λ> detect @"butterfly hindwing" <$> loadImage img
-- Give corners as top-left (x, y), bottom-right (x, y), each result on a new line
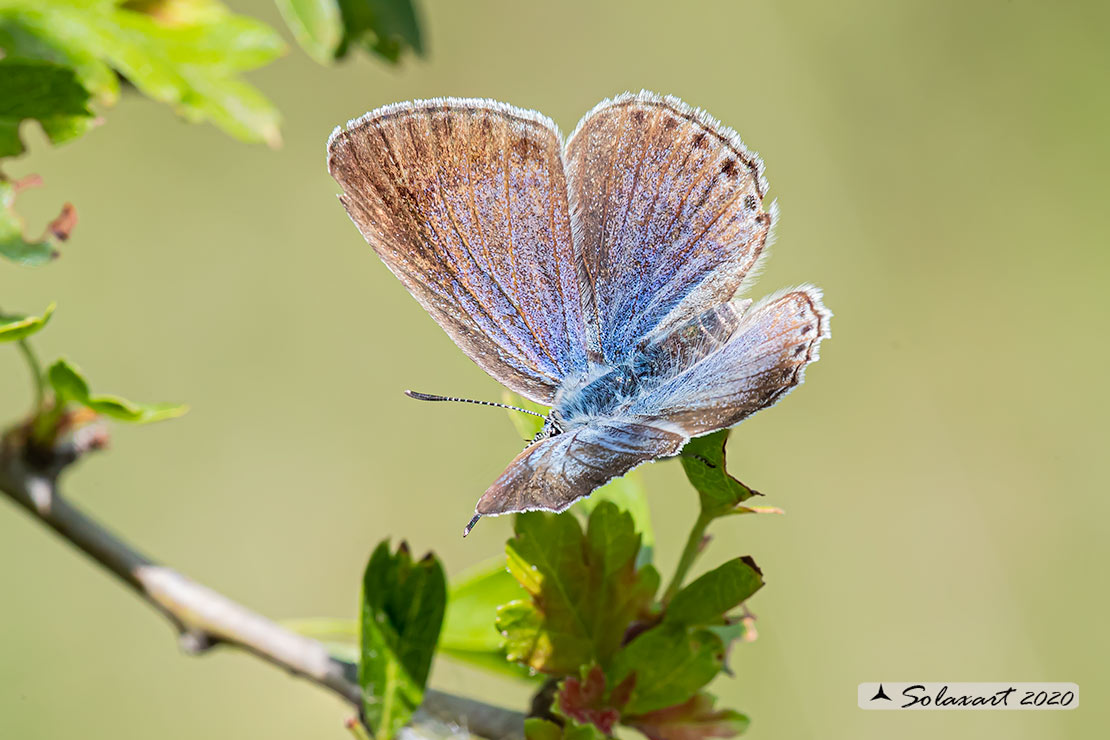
top-left (328, 99), bottom-right (590, 404)
top-left (330, 94), bottom-right (830, 525)
top-left (475, 418), bottom-right (687, 516)
top-left (634, 300), bottom-right (749, 385)
top-left (634, 288), bottom-right (831, 436)
top-left (475, 289), bottom-right (829, 518)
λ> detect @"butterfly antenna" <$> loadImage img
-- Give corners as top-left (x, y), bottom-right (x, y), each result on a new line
top-left (404, 390), bottom-right (547, 418)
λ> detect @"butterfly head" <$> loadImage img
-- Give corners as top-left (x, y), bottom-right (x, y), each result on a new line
top-left (529, 410), bottom-right (566, 446)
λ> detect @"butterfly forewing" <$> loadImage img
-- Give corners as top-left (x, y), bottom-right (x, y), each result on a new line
top-left (565, 92), bottom-right (771, 364)
top-left (330, 93), bottom-right (830, 527)
top-left (475, 289), bottom-right (829, 517)
top-left (328, 99), bottom-right (589, 404)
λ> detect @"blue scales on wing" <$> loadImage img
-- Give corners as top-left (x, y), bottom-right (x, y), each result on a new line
top-left (564, 92), bottom-right (771, 365)
top-left (475, 290), bottom-right (830, 516)
top-left (632, 288), bottom-right (831, 436)
top-left (329, 93), bottom-right (831, 523)
top-left (476, 418), bottom-right (687, 516)
top-left (327, 98), bottom-right (590, 404)
top-left (475, 95), bottom-right (830, 517)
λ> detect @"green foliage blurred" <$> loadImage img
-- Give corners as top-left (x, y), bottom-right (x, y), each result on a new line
top-left (277, 0), bottom-right (422, 64)
top-left (610, 556), bottom-right (763, 716)
top-left (1, 3), bottom-right (1103, 739)
top-left (0, 58), bottom-right (93, 157)
top-left (438, 557), bottom-right (536, 679)
top-left (679, 432), bottom-right (760, 518)
top-left (0, 0), bottom-right (423, 267)
top-left (4, 2), bottom-right (1101, 739)
top-left (0, 0), bottom-right (286, 146)
top-left (498, 502), bottom-right (659, 676)
top-left (527, 716), bottom-right (607, 740)
top-left (0, 0), bottom-right (425, 450)
top-left (359, 540), bottom-right (446, 739)
top-left (666, 559), bottom-right (763, 631)
top-left (478, 443), bottom-right (765, 739)
top-left (625, 693), bottom-right (749, 740)
top-left (285, 429), bottom-right (768, 739)
top-left (0, 301), bottom-right (52, 341)
top-left (45, 357), bottom-right (188, 423)
top-left (0, 176), bottom-right (69, 265)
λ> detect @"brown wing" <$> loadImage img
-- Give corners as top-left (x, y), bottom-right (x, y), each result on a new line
top-left (632, 288), bottom-right (831, 436)
top-left (328, 98), bottom-right (589, 404)
top-left (564, 92), bottom-right (771, 364)
top-left (474, 418), bottom-right (687, 517)
top-left (469, 289), bottom-right (828, 525)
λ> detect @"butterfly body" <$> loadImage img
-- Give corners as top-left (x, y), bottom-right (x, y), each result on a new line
top-left (328, 92), bottom-right (830, 530)
top-left (554, 363), bottom-right (640, 424)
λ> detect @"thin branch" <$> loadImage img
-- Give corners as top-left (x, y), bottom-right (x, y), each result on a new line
top-left (0, 448), bottom-right (524, 740)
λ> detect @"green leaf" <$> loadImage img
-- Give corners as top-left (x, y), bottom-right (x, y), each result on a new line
top-left (708, 616), bottom-right (757, 676)
top-left (359, 540), bottom-right (447, 740)
top-left (495, 600), bottom-right (545, 666)
top-left (336, 0), bottom-right (423, 63)
top-left (584, 502), bottom-right (654, 599)
top-left (275, 0), bottom-right (343, 64)
top-left (286, 561), bottom-right (537, 682)
top-left (442, 558), bottom-right (524, 653)
top-left (45, 358), bottom-right (188, 423)
top-left (46, 358), bottom-right (90, 402)
top-left (574, 470), bottom-right (655, 565)
top-left (564, 721), bottom-right (609, 740)
top-left (680, 430), bottom-right (760, 518)
top-left (0, 178), bottom-right (68, 266)
top-left (502, 390), bottom-right (548, 440)
top-left (524, 717), bottom-right (608, 740)
top-left (525, 718), bottom-right (565, 740)
top-left (497, 502), bottom-right (658, 675)
top-left (84, 395), bottom-right (188, 423)
top-left (441, 645), bottom-right (540, 680)
top-left (706, 621), bottom-right (750, 650)
top-left (0, 0), bottom-right (286, 145)
top-left (615, 559), bottom-right (763, 711)
top-left (0, 58), bottom-right (95, 157)
top-left (666, 558), bottom-right (763, 628)
top-left (0, 302), bottom-right (54, 342)
top-left (626, 692), bottom-right (750, 740)
top-left (608, 624), bottom-right (724, 715)
top-left (440, 557), bottom-right (538, 681)
top-left (0, 11), bottom-right (119, 104)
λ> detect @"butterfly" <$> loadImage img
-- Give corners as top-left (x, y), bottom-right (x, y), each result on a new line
top-left (327, 91), bottom-right (830, 534)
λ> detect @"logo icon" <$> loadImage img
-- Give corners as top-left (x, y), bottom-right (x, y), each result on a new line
top-left (870, 684), bottom-right (892, 702)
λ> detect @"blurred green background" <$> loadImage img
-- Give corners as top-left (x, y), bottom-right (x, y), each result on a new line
top-left (2, 0), bottom-right (1107, 738)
